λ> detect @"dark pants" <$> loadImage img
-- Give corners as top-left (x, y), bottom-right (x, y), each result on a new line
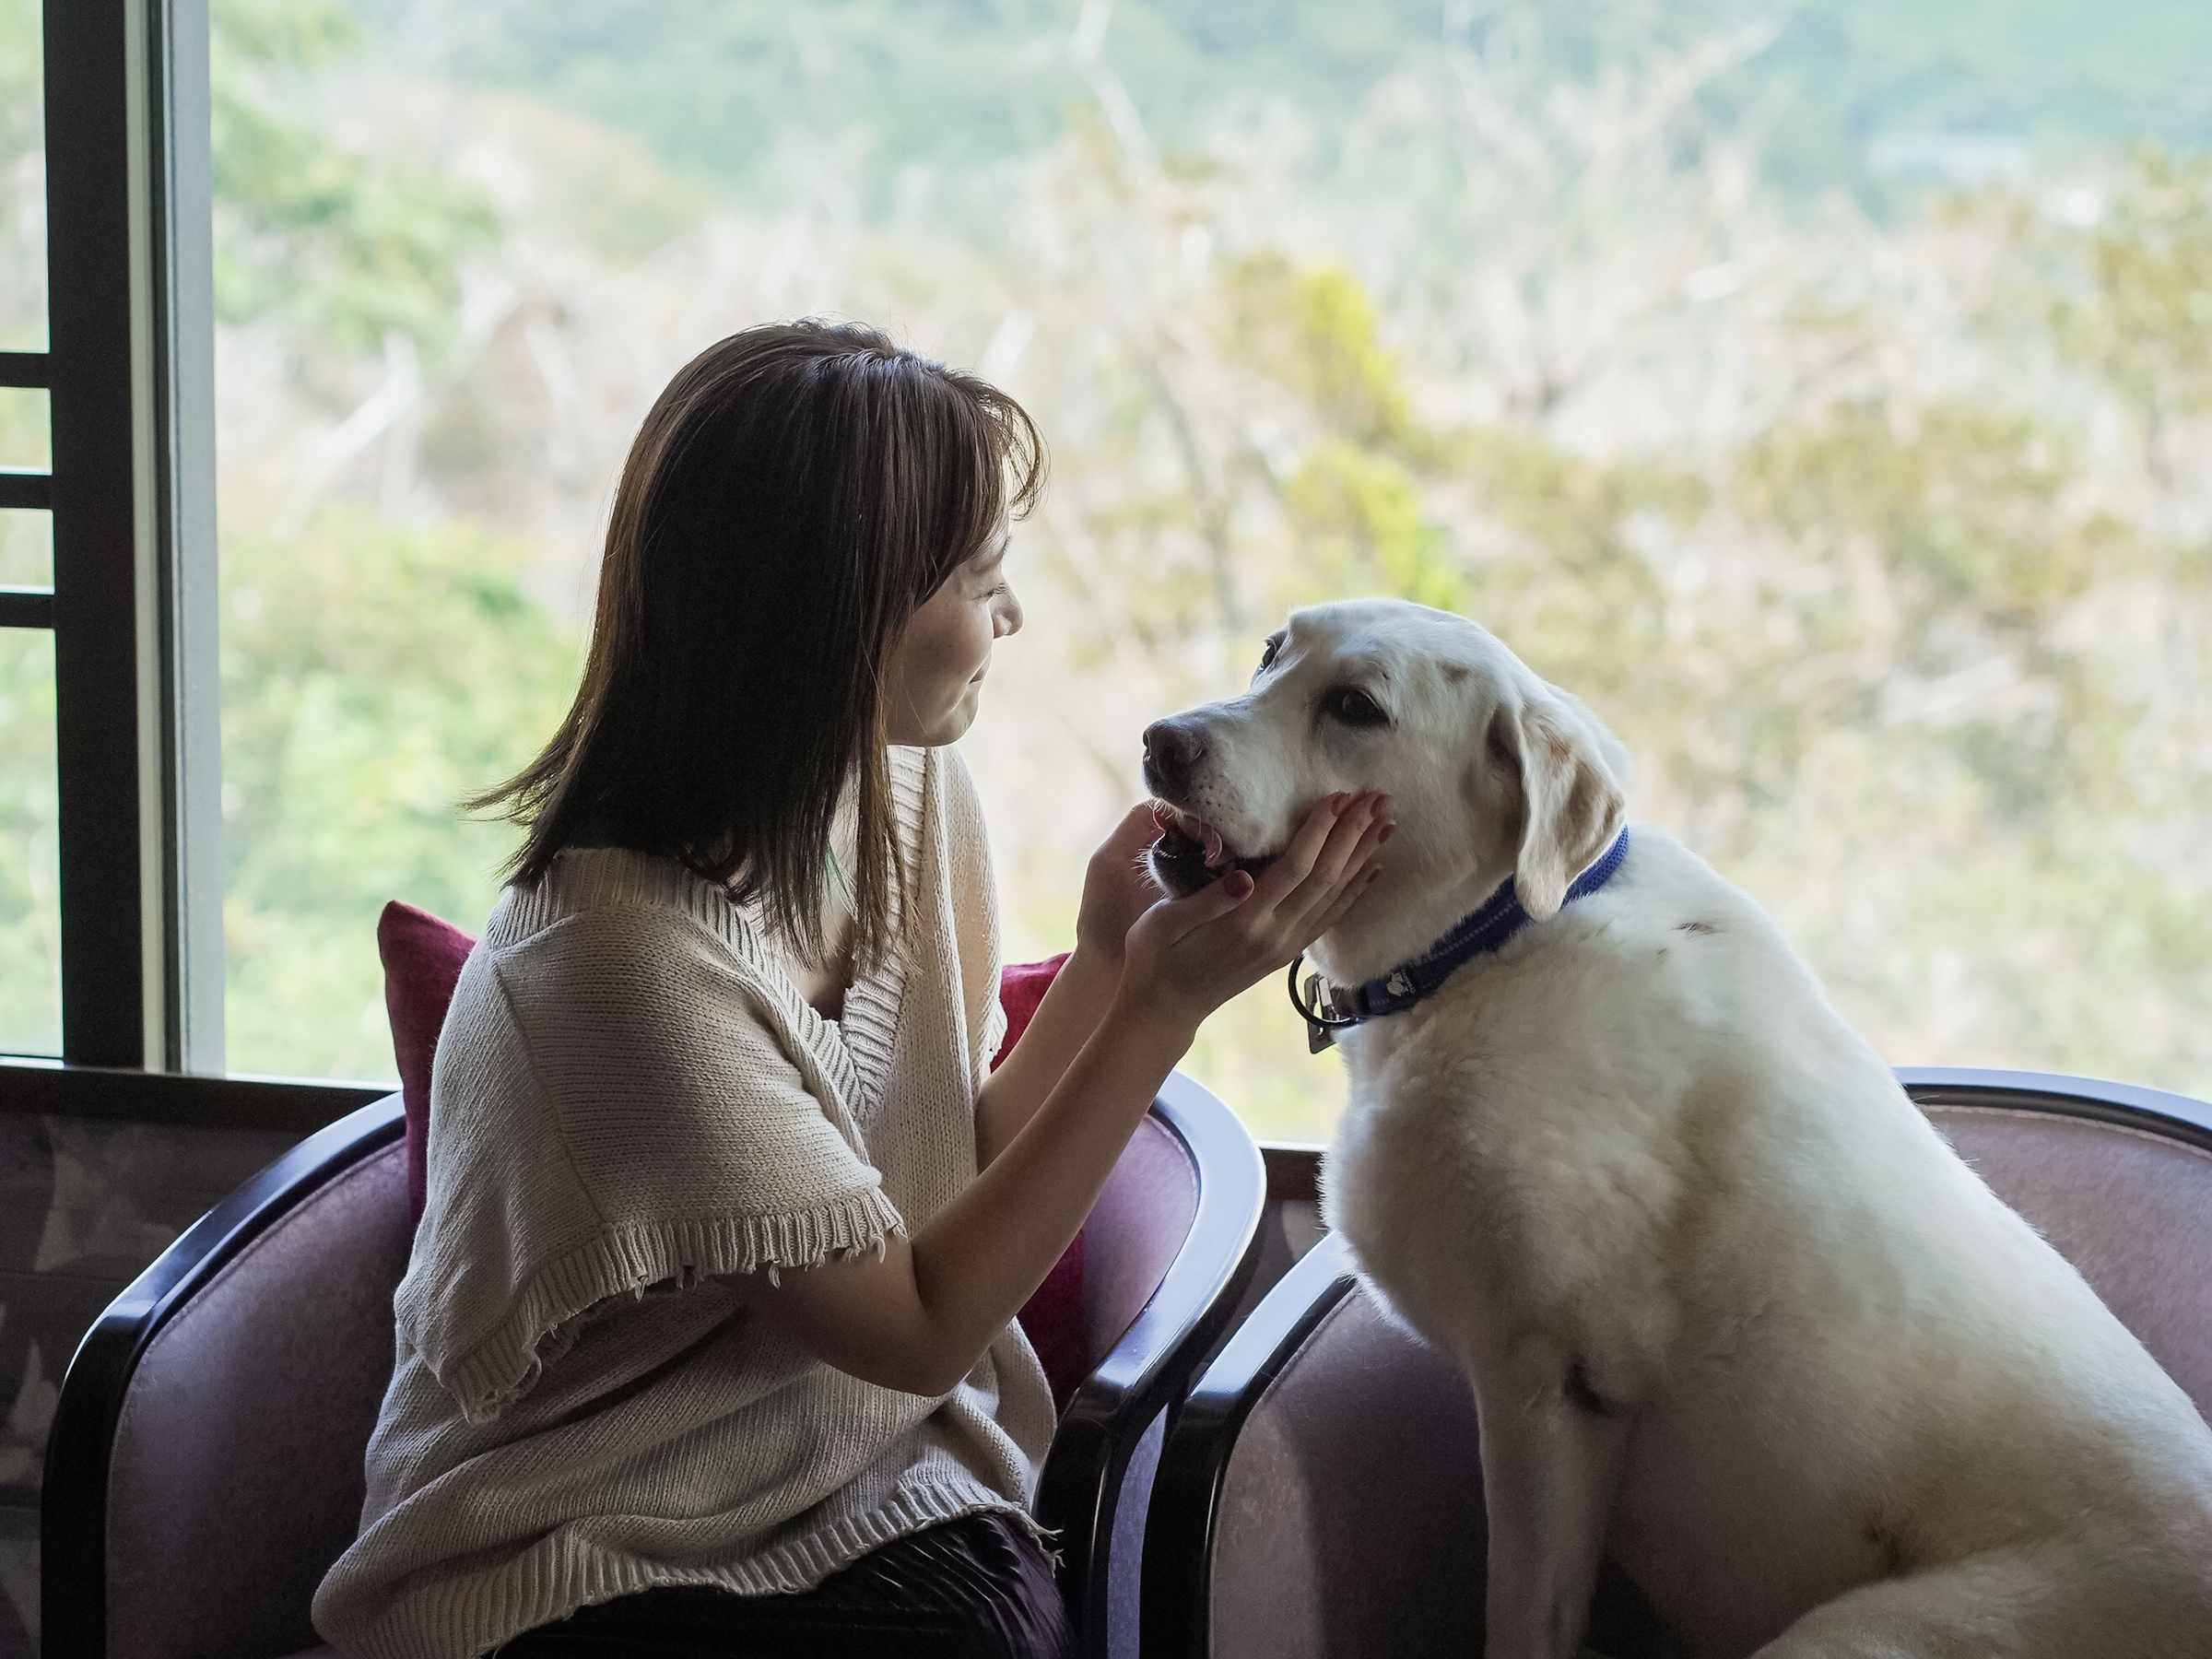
top-left (494, 1512), bottom-right (1077, 1659)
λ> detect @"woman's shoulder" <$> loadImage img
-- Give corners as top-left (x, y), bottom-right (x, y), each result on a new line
top-left (487, 847), bottom-right (749, 950)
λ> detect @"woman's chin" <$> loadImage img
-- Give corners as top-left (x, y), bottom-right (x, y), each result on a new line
top-left (892, 688), bottom-right (984, 747)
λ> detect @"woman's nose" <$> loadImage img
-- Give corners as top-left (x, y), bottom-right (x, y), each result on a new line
top-left (997, 585), bottom-right (1023, 638)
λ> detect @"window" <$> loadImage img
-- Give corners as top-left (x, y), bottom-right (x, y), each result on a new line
top-left (13, 4), bottom-right (2212, 1140)
top-left (5, 0), bottom-right (223, 1076)
top-left (207, 4), bottom-right (2212, 1136)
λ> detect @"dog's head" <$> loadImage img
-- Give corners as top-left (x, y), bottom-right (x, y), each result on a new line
top-left (1143, 598), bottom-right (1630, 983)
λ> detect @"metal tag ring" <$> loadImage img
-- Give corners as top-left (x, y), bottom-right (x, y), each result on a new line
top-left (1286, 953), bottom-right (1363, 1030)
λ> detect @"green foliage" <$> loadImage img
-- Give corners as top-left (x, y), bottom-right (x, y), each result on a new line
top-left (0, 0), bottom-right (39, 158)
top-left (1225, 255), bottom-right (1412, 448)
top-left (0, 627), bottom-right (59, 1054)
top-left (221, 511), bottom-right (578, 1077)
top-left (2049, 148), bottom-right (2212, 423)
top-left (1282, 441), bottom-right (1462, 612)
top-left (211, 0), bottom-right (498, 358)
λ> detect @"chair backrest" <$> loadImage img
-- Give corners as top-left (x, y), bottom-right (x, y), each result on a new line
top-left (100, 1119), bottom-right (413, 1659)
top-left (1904, 1069), bottom-right (2212, 1419)
top-left (1205, 1237), bottom-right (1485, 1659)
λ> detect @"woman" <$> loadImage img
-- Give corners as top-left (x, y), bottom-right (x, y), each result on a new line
top-left (312, 322), bottom-right (1388, 1659)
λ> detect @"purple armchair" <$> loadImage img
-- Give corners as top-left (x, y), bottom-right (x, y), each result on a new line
top-left (41, 1070), bottom-right (1263, 1659)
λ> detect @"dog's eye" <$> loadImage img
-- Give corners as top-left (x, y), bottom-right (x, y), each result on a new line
top-left (1256, 633), bottom-right (1283, 674)
top-left (1329, 687), bottom-right (1389, 727)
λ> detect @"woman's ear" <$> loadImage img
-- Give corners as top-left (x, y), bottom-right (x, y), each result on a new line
top-left (1484, 698), bottom-right (1627, 920)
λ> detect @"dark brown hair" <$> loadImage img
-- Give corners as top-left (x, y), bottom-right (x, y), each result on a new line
top-left (474, 320), bottom-right (1044, 964)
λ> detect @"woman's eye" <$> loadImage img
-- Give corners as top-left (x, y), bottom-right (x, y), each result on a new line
top-left (1332, 688), bottom-right (1388, 726)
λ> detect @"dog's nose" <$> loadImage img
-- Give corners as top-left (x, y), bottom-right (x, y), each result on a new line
top-left (1143, 719), bottom-right (1206, 798)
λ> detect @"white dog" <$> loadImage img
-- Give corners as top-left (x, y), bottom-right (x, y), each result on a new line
top-left (1143, 598), bottom-right (2212, 1658)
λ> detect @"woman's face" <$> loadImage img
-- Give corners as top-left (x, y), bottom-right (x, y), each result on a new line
top-left (882, 529), bottom-right (1023, 747)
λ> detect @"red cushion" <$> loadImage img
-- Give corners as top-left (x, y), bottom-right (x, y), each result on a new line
top-left (377, 900), bottom-right (478, 1226)
top-left (994, 954), bottom-right (1084, 1406)
top-left (380, 907), bottom-right (1088, 1402)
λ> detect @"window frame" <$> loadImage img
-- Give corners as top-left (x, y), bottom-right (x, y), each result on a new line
top-left (0, 0), bottom-right (326, 1126)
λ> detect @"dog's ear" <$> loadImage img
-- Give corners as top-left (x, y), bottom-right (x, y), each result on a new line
top-left (1484, 696), bottom-right (1627, 920)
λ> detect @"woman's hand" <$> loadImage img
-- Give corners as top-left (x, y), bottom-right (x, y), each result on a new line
top-left (1118, 792), bottom-right (1390, 1030)
top-left (1074, 802), bottom-right (1169, 966)
top-left (742, 794), bottom-right (1385, 1401)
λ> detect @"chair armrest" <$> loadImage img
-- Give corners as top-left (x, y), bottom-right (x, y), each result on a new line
top-left (1139, 1230), bottom-right (1356, 1659)
top-left (1896, 1065), bottom-right (2212, 1149)
top-left (1035, 1070), bottom-right (1266, 1657)
top-left (40, 1094), bottom-right (406, 1659)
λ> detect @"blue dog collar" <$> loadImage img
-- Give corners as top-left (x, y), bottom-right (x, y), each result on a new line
top-left (1291, 828), bottom-right (1631, 1053)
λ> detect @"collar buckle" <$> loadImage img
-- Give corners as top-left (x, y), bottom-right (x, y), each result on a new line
top-left (1287, 954), bottom-right (1363, 1053)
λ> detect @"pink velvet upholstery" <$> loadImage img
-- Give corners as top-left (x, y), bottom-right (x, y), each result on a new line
top-left (104, 1140), bottom-right (415, 1659)
top-left (995, 953), bottom-right (1088, 1406)
top-left (375, 900), bottom-right (475, 1226)
top-left (1213, 1279), bottom-right (1486, 1658)
top-left (1924, 1104), bottom-right (2212, 1417)
top-left (1084, 1112), bottom-right (1197, 1365)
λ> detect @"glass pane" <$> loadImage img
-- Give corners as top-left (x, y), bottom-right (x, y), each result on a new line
top-left (0, 384), bottom-right (48, 469)
top-left (0, 625), bottom-right (59, 1054)
top-left (219, 6), bottom-right (2212, 1117)
top-left (0, 0), bottom-right (45, 351)
top-left (0, 507), bottom-right (47, 585)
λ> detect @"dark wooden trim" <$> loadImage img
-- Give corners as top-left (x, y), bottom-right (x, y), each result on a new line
top-left (0, 1059), bottom-right (388, 1133)
top-left (0, 350), bottom-right (51, 388)
top-left (41, 1094), bottom-right (404, 1659)
top-left (0, 586), bottom-right (55, 629)
top-left (1897, 1065), bottom-right (2212, 1151)
top-left (1261, 1141), bottom-right (1322, 1202)
top-left (1034, 1069), bottom-right (1267, 1657)
top-left (46, 0), bottom-right (149, 1066)
top-left (0, 469), bottom-right (52, 510)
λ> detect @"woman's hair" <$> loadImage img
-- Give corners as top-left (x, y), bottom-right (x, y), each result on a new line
top-left (474, 319), bottom-right (1045, 965)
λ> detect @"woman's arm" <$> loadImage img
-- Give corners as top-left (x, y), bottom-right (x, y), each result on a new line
top-left (973, 803), bottom-right (1164, 1169)
top-left (735, 791), bottom-right (1388, 1397)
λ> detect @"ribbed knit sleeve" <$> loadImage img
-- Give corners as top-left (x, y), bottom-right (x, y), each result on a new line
top-left (935, 747), bottom-right (1007, 1089)
top-left (397, 868), bottom-right (904, 1426)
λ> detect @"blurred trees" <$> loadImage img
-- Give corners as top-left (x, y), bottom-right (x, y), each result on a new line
top-left (219, 511), bottom-right (574, 1075)
top-left (212, 0), bottom-right (496, 357)
top-left (1009, 130), bottom-right (2211, 1124)
top-left (186, 0), bottom-right (2212, 1127)
top-left (209, 0), bottom-right (574, 1075)
top-left (0, 629), bottom-right (56, 1054)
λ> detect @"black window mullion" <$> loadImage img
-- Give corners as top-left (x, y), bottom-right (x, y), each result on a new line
top-left (0, 470), bottom-right (52, 509)
top-left (0, 590), bottom-right (54, 628)
top-left (41, 0), bottom-right (222, 1075)
top-left (45, 0), bottom-right (147, 1068)
top-left (0, 350), bottom-right (51, 388)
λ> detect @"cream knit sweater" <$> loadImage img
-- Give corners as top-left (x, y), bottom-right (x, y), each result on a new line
top-left (312, 746), bottom-right (1056, 1659)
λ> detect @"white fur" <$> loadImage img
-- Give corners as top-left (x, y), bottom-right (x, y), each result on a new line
top-left (1159, 599), bottom-right (2212, 1658)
